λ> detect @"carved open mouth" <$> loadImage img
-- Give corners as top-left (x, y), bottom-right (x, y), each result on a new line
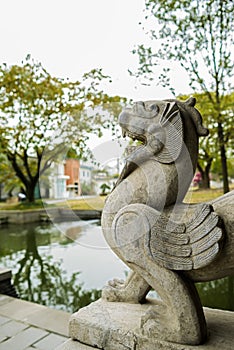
top-left (121, 127), bottom-right (146, 144)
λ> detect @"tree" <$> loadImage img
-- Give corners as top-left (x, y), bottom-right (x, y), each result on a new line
top-left (100, 183), bottom-right (111, 195)
top-left (0, 152), bottom-right (21, 199)
top-left (0, 56), bottom-right (124, 202)
top-left (179, 92), bottom-right (234, 188)
top-left (133, 0), bottom-right (234, 193)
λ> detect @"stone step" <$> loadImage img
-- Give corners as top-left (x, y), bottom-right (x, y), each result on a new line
top-left (61, 299), bottom-right (234, 350)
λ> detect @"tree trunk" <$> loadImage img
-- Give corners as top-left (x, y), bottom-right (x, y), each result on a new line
top-left (7, 152), bottom-right (41, 203)
top-left (197, 160), bottom-right (212, 189)
top-left (217, 122), bottom-right (229, 193)
top-left (25, 183), bottom-right (36, 203)
top-left (27, 175), bottom-right (40, 202)
top-left (199, 170), bottom-right (210, 189)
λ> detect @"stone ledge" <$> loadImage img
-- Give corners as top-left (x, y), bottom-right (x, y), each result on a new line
top-left (65, 299), bottom-right (234, 350)
top-left (0, 269), bottom-right (18, 298)
top-left (0, 208), bottom-right (102, 224)
top-left (0, 269), bottom-right (12, 282)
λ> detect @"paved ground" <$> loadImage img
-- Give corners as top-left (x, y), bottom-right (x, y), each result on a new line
top-left (0, 294), bottom-right (70, 349)
top-left (2, 292), bottom-right (234, 350)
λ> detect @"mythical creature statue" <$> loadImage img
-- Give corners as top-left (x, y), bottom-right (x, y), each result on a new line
top-left (101, 97), bottom-right (234, 345)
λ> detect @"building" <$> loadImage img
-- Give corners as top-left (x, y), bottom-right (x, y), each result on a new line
top-left (79, 164), bottom-right (92, 183)
top-left (49, 161), bottom-right (70, 199)
top-left (40, 159), bottom-right (94, 199)
top-left (64, 158), bottom-right (80, 197)
top-left (64, 160), bottom-right (93, 196)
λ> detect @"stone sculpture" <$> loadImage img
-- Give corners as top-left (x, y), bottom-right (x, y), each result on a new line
top-left (100, 98), bottom-right (234, 345)
top-left (69, 98), bottom-right (234, 349)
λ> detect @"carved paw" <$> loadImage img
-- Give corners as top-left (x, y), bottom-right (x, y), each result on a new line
top-left (107, 278), bottom-right (125, 289)
top-left (102, 278), bottom-right (141, 303)
top-left (102, 271), bottom-right (151, 303)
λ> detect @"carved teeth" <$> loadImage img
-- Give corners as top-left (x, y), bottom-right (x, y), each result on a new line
top-left (121, 128), bottom-right (139, 141)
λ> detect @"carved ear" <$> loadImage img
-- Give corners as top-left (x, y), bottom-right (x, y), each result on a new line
top-left (184, 96), bottom-right (196, 107)
top-left (155, 102), bottom-right (183, 164)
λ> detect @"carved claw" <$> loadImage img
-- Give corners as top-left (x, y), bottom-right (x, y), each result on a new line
top-left (107, 278), bottom-right (125, 289)
top-left (102, 279), bottom-right (140, 303)
top-left (102, 272), bottom-right (151, 303)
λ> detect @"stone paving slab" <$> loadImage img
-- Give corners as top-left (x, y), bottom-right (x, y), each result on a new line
top-left (0, 294), bottom-right (13, 307)
top-left (0, 294), bottom-right (70, 336)
top-left (0, 335), bottom-right (7, 343)
top-left (0, 314), bottom-right (10, 325)
top-left (0, 294), bottom-right (70, 350)
top-left (0, 326), bottom-right (48, 350)
top-left (24, 306), bottom-right (70, 336)
top-left (0, 319), bottom-right (28, 337)
top-left (35, 333), bottom-right (68, 350)
top-left (0, 295), bottom-right (45, 320)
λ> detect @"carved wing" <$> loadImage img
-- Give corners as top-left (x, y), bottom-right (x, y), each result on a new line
top-left (147, 204), bottom-right (224, 271)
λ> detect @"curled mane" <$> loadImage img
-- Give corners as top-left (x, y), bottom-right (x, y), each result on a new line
top-left (165, 97), bottom-right (209, 137)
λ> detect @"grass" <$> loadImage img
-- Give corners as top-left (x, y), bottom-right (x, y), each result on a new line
top-left (56, 196), bottom-right (106, 211)
top-left (62, 186), bottom-right (233, 209)
top-left (0, 196), bottom-right (106, 211)
top-left (184, 187), bottom-right (227, 204)
top-left (0, 199), bottom-right (51, 211)
top-left (0, 187), bottom-right (233, 211)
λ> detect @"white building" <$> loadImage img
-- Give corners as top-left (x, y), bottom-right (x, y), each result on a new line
top-left (49, 162), bottom-right (70, 199)
top-left (79, 164), bottom-right (92, 185)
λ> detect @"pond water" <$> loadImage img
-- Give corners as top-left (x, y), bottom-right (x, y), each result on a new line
top-left (0, 220), bottom-right (127, 312)
top-left (0, 220), bottom-right (233, 313)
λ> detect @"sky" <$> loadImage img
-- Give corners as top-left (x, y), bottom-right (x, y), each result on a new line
top-left (0, 0), bottom-right (191, 99)
top-left (0, 0), bottom-right (191, 164)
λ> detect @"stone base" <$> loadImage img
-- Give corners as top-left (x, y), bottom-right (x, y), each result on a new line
top-left (67, 299), bottom-right (234, 350)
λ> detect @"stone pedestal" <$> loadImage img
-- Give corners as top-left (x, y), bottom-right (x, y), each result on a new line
top-left (65, 299), bottom-right (234, 350)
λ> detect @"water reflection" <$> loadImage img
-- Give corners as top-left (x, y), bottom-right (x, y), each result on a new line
top-left (0, 221), bottom-right (126, 312)
top-left (0, 221), bottom-right (233, 312)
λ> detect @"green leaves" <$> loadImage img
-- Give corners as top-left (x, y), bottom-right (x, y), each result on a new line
top-left (135, 0), bottom-right (233, 96)
top-left (179, 91), bottom-right (234, 189)
top-left (133, 0), bottom-right (233, 192)
top-left (0, 56), bottom-right (125, 201)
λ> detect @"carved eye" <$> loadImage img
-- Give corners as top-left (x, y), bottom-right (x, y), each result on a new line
top-left (149, 104), bottom-right (159, 114)
top-left (138, 101), bottom-right (145, 108)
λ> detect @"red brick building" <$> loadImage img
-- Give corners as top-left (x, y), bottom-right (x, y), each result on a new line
top-left (64, 158), bottom-right (80, 196)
